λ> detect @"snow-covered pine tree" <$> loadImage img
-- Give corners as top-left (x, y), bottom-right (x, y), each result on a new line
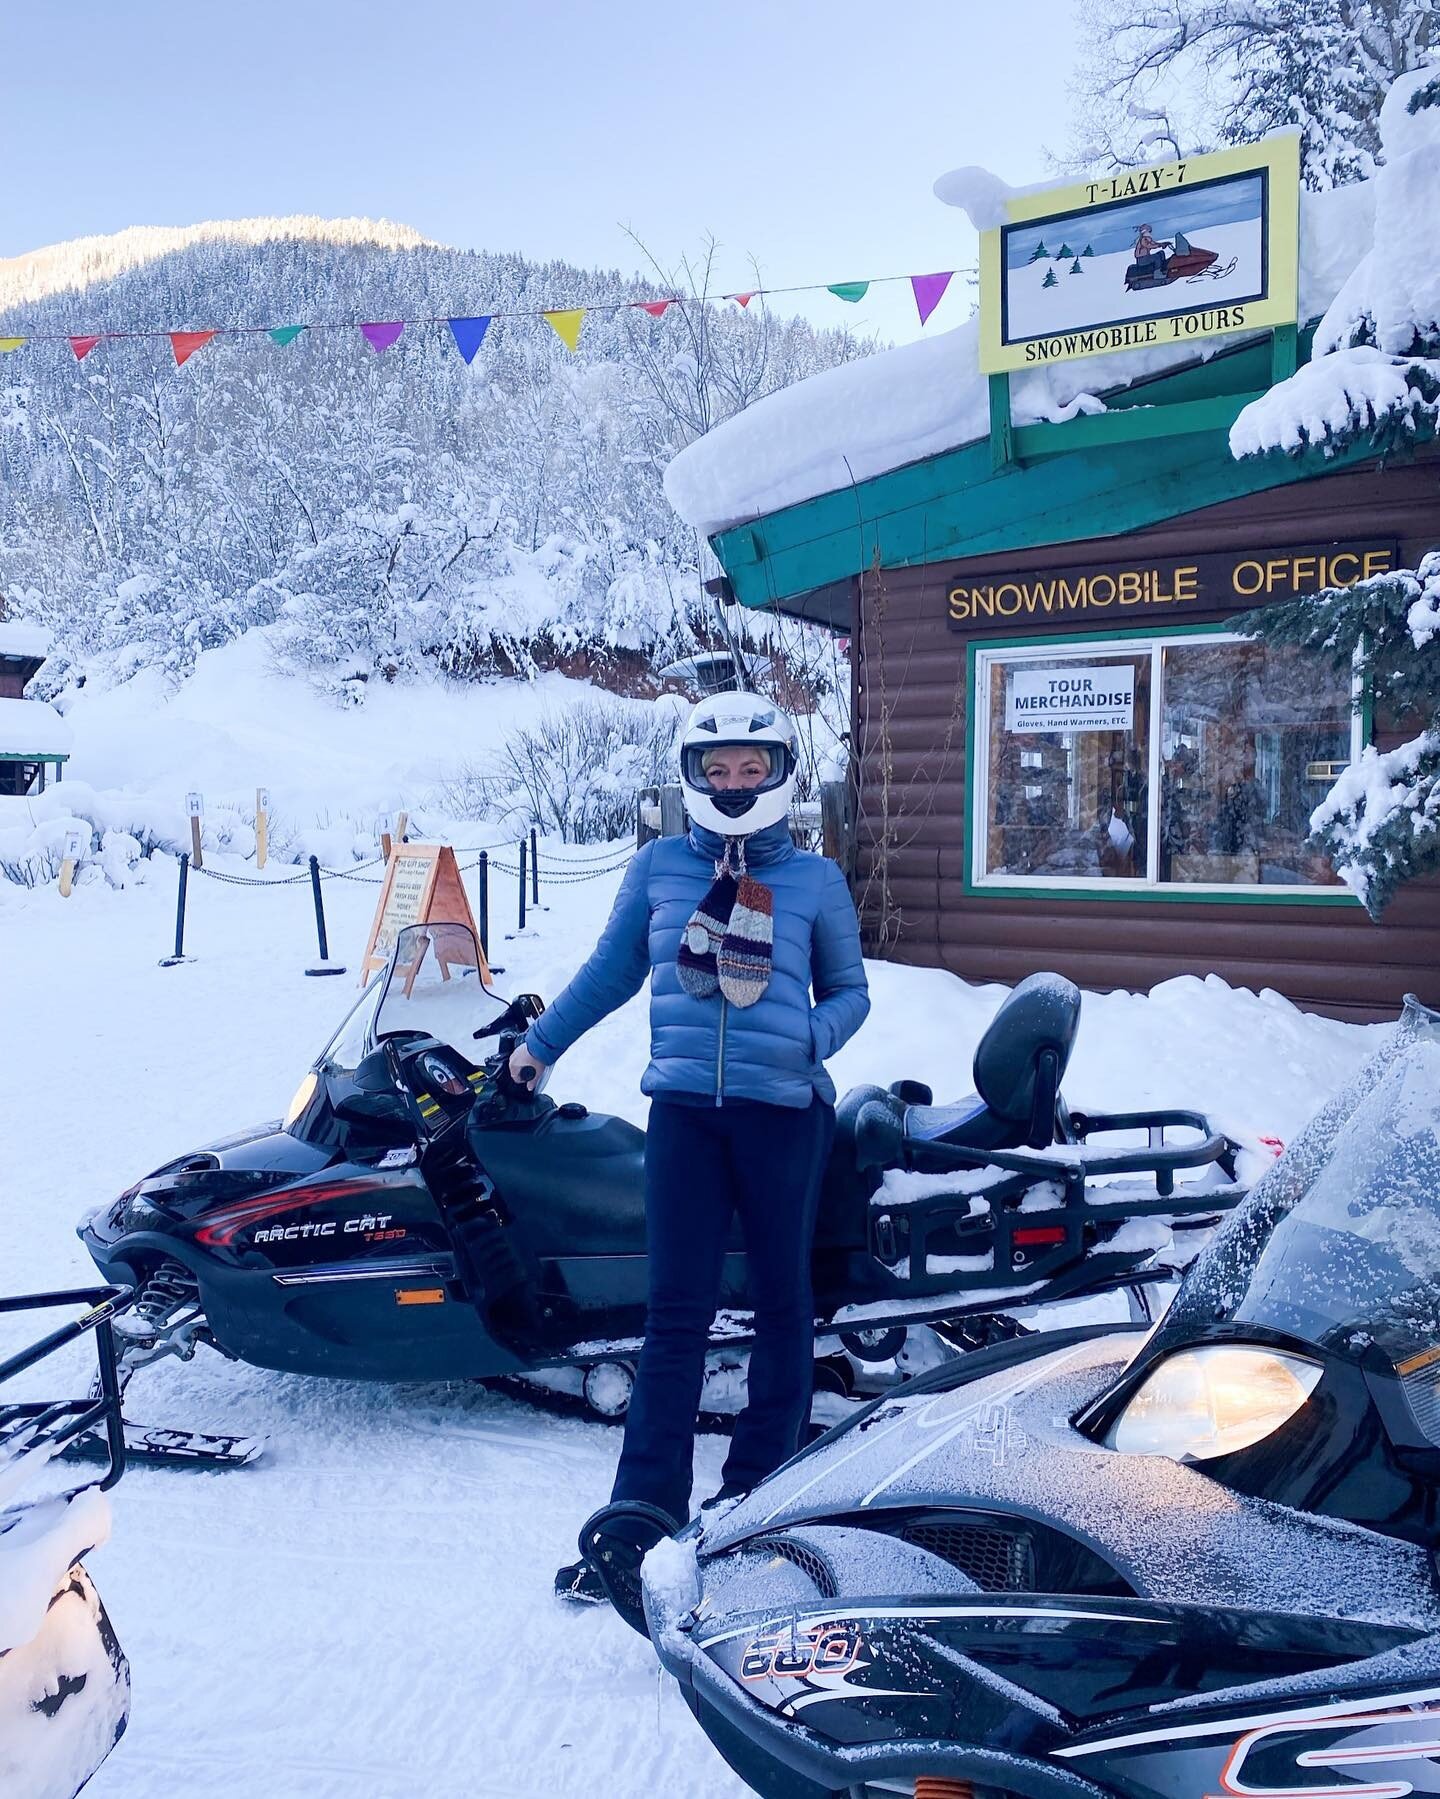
top-left (1068, 0), bottom-right (1437, 188)
top-left (1233, 553), bottom-right (1440, 917)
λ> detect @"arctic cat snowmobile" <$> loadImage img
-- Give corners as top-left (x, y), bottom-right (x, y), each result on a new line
top-left (0, 1285), bottom-right (133, 1796)
top-left (602, 993), bottom-right (1440, 1799)
top-left (78, 921), bottom-right (1241, 1465)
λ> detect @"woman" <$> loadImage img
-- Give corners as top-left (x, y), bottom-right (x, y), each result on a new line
top-left (506, 691), bottom-right (870, 1602)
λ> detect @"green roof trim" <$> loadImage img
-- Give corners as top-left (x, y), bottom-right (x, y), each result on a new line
top-left (0, 749), bottom-right (69, 761)
top-left (709, 326), bottom-right (1402, 613)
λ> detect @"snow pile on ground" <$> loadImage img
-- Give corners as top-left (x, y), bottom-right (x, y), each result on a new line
top-left (1232, 65), bottom-right (1440, 458)
top-left (666, 154), bottom-right (1374, 536)
top-left (0, 627), bottom-right (619, 885)
top-left (0, 844), bottom-right (1391, 1797)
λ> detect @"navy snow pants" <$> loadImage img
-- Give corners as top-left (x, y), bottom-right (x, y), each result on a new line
top-left (610, 1094), bottom-right (836, 1524)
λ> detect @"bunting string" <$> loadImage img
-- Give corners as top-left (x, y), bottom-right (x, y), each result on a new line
top-left (0, 264), bottom-right (972, 366)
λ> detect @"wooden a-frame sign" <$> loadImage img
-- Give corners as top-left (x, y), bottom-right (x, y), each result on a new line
top-left (360, 843), bottom-right (490, 984)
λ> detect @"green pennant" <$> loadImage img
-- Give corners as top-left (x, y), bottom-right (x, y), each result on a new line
top-left (268, 325), bottom-right (305, 346)
top-left (827, 282), bottom-right (870, 304)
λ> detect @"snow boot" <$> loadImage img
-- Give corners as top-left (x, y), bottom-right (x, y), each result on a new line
top-left (576, 1501), bottom-right (682, 1638)
top-left (554, 1557), bottom-right (609, 1605)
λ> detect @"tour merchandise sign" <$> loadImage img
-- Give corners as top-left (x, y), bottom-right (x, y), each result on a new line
top-left (1007, 665), bottom-right (1134, 734)
top-left (947, 541), bottom-right (1395, 631)
top-left (977, 139), bottom-right (1300, 373)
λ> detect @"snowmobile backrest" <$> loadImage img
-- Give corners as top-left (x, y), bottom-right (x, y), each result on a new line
top-left (971, 974), bottom-right (1081, 1149)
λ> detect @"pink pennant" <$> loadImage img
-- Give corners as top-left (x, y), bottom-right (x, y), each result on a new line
top-left (70, 335), bottom-right (102, 360)
top-left (732, 292), bottom-right (755, 309)
top-left (359, 321), bottom-right (405, 353)
top-left (910, 271), bottom-right (954, 327)
top-left (636, 300), bottom-right (673, 318)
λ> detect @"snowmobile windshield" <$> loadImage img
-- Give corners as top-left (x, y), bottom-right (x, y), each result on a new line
top-left (374, 923), bottom-right (505, 1064)
top-left (1154, 997), bottom-right (1440, 1371)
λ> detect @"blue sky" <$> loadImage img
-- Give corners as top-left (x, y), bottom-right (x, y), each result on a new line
top-left (0, 0), bottom-right (1080, 347)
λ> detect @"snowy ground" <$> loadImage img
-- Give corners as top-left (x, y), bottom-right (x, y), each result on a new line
top-left (1, 837), bottom-right (1389, 1798)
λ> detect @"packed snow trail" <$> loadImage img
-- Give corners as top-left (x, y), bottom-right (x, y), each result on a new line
top-left (0, 853), bottom-right (1384, 1797)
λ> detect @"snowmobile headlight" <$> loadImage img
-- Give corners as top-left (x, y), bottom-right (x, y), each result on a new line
top-left (284, 1071), bottom-right (320, 1129)
top-left (1108, 1344), bottom-right (1322, 1462)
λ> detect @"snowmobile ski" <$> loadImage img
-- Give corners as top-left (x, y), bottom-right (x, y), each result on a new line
top-left (64, 1420), bottom-right (266, 1469)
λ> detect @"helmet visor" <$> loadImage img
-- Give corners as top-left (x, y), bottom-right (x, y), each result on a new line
top-left (680, 740), bottom-right (795, 798)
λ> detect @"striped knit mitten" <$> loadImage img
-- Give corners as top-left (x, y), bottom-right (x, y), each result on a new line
top-left (717, 874), bottom-right (774, 1008)
top-left (678, 873), bottom-right (737, 999)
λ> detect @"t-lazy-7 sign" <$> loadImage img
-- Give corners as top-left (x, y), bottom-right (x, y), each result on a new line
top-left (977, 138), bottom-right (1299, 374)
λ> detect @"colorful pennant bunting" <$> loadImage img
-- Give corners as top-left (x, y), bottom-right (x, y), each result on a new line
top-left (827, 282), bottom-right (869, 303)
top-left (0, 337), bottom-right (26, 352)
top-left (360, 321), bottom-right (405, 353)
top-left (268, 325), bottom-right (305, 346)
top-left (543, 309), bottom-right (585, 352)
top-left (70, 336), bottom-right (101, 361)
top-left (910, 271), bottom-right (954, 326)
top-left (447, 316), bottom-right (492, 364)
top-left (170, 330), bottom-right (216, 367)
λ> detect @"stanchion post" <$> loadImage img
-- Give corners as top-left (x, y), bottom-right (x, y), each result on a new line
top-left (159, 853), bottom-right (192, 966)
top-left (477, 851), bottom-right (490, 960)
top-left (255, 787), bottom-right (270, 871)
top-left (517, 839), bottom-right (528, 932)
top-left (305, 855), bottom-right (347, 977)
top-left (529, 826), bottom-right (539, 907)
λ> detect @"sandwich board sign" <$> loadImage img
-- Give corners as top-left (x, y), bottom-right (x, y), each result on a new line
top-left (978, 137), bottom-right (1299, 374)
top-left (360, 843), bottom-right (490, 984)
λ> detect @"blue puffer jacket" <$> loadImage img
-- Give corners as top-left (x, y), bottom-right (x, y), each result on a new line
top-left (524, 819), bottom-right (870, 1108)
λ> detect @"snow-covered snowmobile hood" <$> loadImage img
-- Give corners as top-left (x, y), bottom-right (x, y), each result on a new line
top-left (691, 1334), bottom-right (1440, 1631)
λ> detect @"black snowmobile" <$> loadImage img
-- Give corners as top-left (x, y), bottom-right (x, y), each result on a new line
top-left (597, 993), bottom-right (1440, 1799)
top-left (78, 921), bottom-right (1241, 1465)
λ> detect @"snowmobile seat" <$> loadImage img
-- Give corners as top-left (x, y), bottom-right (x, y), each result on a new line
top-left (467, 1109), bottom-right (651, 1258)
top-left (833, 972), bottom-right (1083, 1176)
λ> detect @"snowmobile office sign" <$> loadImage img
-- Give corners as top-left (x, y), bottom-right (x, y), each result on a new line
top-left (977, 138), bottom-right (1300, 374)
top-left (947, 541), bottom-right (1396, 630)
top-left (1007, 665), bottom-right (1134, 734)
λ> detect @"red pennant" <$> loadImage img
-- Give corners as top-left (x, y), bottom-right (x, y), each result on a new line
top-left (732, 293), bottom-right (755, 309)
top-left (69, 336), bottom-right (102, 360)
top-left (636, 300), bottom-right (672, 318)
top-left (170, 330), bottom-right (217, 367)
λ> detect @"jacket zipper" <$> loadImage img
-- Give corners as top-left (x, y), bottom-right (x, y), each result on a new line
top-left (715, 996), bottom-right (728, 1107)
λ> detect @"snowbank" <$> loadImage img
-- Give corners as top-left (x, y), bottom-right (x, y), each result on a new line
top-left (0, 621), bottom-right (51, 661)
top-left (667, 166), bottom-right (1373, 537)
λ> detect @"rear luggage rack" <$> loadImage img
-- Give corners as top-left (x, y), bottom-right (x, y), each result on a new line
top-left (0, 1285), bottom-right (135, 1492)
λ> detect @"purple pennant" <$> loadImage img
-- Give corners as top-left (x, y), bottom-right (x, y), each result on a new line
top-left (359, 321), bottom-right (405, 353)
top-left (448, 316), bottom-right (492, 364)
top-left (910, 271), bottom-right (954, 327)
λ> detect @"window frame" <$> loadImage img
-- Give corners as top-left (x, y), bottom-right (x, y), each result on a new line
top-left (965, 622), bottom-right (1365, 905)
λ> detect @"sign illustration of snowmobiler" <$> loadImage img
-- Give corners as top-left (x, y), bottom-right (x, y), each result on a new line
top-left (977, 136), bottom-right (1300, 372)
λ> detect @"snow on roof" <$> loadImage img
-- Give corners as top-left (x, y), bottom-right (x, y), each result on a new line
top-left (0, 620), bottom-right (51, 661)
top-left (665, 165), bottom-right (1375, 538)
top-left (0, 697), bottom-right (71, 757)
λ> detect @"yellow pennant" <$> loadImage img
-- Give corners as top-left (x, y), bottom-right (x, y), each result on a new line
top-left (0, 337), bottom-right (26, 352)
top-left (543, 309), bottom-right (585, 352)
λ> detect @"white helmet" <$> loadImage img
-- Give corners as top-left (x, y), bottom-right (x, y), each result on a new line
top-left (678, 691), bottom-right (799, 836)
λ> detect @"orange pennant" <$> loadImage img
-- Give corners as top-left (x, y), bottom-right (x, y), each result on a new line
top-left (732, 293), bottom-right (755, 308)
top-left (636, 300), bottom-right (672, 318)
top-left (170, 330), bottom-right (217, 367)
top-left (70, 336), bottom-right (102, 360)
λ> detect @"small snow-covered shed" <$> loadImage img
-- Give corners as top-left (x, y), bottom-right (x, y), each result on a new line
top-left (0, 622), bottom-right (70, 795)
top-left (668, 82), bottom-right (1440, 1020)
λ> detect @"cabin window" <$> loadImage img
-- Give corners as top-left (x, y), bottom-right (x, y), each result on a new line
top-left (972, 633), bottom-right (1360, 896)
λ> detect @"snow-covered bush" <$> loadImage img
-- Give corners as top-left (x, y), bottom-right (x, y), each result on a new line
top-left (1235, 552), bottom-right (1440, 917)
top-left (1231, 64), bottom-right (1440, 460)
top-left (447, 696), bottom-right (684, 843)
